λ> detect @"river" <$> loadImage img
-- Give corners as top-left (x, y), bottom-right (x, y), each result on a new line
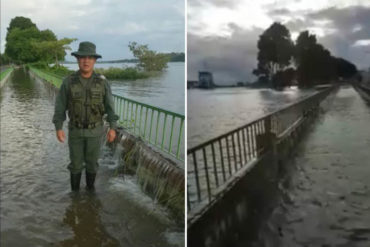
top-left (63, 62), bottom-right (185, 115)
top-left (0, 68), bottom-right (184, 247)
top-left (187, 87), bottom-right (317, 148)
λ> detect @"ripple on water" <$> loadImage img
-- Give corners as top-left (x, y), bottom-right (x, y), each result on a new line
top-left (1, 69), bottom-right (183, 247)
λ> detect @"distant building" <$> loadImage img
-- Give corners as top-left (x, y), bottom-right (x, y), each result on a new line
top-left (198, 71), bottom-right (214, 88)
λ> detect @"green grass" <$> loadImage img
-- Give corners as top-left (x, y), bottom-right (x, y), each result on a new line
top-left (0, 68), bottom-right (13, 81)
top-left (29, 62), bottom-right (156, 85)
top-left (95, 67), bottom-right (149, 80)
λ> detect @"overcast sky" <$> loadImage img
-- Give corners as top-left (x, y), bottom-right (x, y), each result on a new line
top-left (1, 0), bottom-right (184, 61)
top-left (188, 0), bottom-right (370, 84)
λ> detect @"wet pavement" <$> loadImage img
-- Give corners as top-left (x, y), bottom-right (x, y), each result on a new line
top-left (0, 68), bottom-right (183, 247)
top-left (254, 85), bottom-right (370, 247)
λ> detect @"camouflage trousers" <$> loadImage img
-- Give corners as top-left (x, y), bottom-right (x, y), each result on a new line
top-left (67, 134), bottom-right (103, 174)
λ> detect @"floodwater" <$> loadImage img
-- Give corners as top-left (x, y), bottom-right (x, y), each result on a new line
top-left (253, 86), bottom-right (370, 246)
top-left (63, 62), bottom-right (185, 115)
top-left (187, 87), bottom-right (316, 148)
top-left (0, 68), bottom-right (183, 247)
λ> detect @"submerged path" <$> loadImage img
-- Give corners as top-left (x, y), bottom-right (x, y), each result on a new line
top-left (0, 68), bottom-right (183, 247)
top-left (255, 85), bottom-right (370, 247)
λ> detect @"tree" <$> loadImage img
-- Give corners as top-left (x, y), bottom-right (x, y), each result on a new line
top-left (6, 16), bottom-right (37, 41)
top-left (335, 57), bottom-right (357, 79)
top-left (253, 22), bottom-right (294, 87)
top-left (5, 27), bottom-right (41, 63)
top-left (0, 53), bottom-right (11, 65)
top-left (4, 16), bottom-right (76, 64)
top-left (128, 42), bottom-right (170, 71)
top-left (32, 38), bottom-right (77, 66)
top-left (295, 31), bottom-right (337, 87)
top-left (272, 68), bottom-right (296, 88)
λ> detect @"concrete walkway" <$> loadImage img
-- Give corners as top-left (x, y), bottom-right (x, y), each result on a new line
top-left (259, 85), bottom-right (370, 247)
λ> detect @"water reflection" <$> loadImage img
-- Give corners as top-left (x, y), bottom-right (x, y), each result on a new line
top-left (59, 194), bottom-right (120, 247)
top-left (1, 68), bottom-right (183, 247)
top-left (63, 62), bottom-right (185, 114)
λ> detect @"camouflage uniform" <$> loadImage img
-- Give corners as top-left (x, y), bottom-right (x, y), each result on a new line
top-left (52, 41), bottom-right (118, 191)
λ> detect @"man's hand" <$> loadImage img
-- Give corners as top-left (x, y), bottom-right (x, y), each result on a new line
top-left (56, 130), bottom-right (66, 143)
top-left (107, 129), bottom-right (116, 143)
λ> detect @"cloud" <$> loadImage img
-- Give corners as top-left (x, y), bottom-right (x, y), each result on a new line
top-left (1, 0), bottom-right (184, 60)
top-left (353, 39), bottom-right (370, 47)
top-left (304, 6), bottom-right (370, 69)
top-left (188, 24), bottom-right (263, 84)
top-left (188, 0), bottom-right (240, 9)
top-left (188, 3), bottom-right (370, 84)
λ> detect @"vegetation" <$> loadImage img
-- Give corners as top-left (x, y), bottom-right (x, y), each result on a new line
top-left (0, 68), bottom-right (13, 81)
top-left (4, 16), bottom-right (76, 65)
top-left (4, 16), bottom-right (180, 80)
top-left (254, 22), bottom-right (358, 89)
top-left (0, 53), bottom-right (11, 65)
top-left (29, 61), bottom-right (73, 77)
top-left (253, 22), bottom-right (294, 87)
top-left (128, 42), bottom-right (170, 71)
top-left (167, 52), bottom-right (185, 62)
top-left (95, 67), bottom-right (149, 80)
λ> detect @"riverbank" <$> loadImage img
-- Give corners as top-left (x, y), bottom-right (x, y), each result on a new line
top-left (28, 63), bottom-right (151, 80)
top-left (0, 67), bottom-right (14, 88)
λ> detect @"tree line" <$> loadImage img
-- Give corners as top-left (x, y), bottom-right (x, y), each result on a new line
top-left (1, 16), bottom-right (179, 73)
top-left (1, 16), bottom-right (75, 66)
top-left (253, 22), bottom-right (358, 89)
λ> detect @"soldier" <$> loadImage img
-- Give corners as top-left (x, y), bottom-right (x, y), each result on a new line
top-left (53, 41), bottom-right (118, 192)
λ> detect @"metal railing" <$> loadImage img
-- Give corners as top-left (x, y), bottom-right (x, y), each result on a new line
top-left (29, 66), bottom-right (185, 161)
top-left (112, 95), bottom-right (185, 161)
top-left (187, 86), bottom-right (333, 211)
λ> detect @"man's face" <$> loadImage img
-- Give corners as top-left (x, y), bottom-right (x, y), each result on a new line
top-left (77, 56), bottom-right (96, 74)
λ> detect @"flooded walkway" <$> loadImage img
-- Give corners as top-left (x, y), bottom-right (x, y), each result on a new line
top-left (256, 85), bottom-right (370, 246)
top-left (0, 68), bottom-right (183, 247)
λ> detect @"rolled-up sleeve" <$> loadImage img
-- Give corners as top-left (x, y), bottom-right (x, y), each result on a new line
top-left (52, 79), bottom-right (68, 130)
top-left (104, 81), bottom-right (119, 129)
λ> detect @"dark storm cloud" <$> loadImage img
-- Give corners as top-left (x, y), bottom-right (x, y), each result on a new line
top-left (188, 4), bottom-right (370, 84)
top-left (286, 6), bottom-right (370, 69)
top-left (188, 24), bottom-right (264, 84)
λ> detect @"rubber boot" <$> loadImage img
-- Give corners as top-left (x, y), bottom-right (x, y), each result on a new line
top-left (86, 172), bottom-right (96, 191)
top-left (70, 173), bottom-right (81, 192)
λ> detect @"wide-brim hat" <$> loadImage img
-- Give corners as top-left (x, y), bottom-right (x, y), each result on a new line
top-left (71, 41), bottom-right (102, 58)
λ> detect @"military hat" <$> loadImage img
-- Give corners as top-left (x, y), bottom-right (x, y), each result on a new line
top-left (71, 41), bottom-right (102, 58)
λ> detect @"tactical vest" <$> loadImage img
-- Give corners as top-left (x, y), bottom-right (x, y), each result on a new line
top-left (67, 73), bottom-right (105, 129)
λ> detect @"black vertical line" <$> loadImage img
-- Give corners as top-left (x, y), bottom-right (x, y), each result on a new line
top-left (218, 139), bottom-right (226, 182)
top-left (187, 187), bottom-right (191, 211)
top-left (246, 126), bottom-right (252, 160)
top-left (202, 148), bottom-right (212, 202)
top-left (237, 130), bottom-right (243, 168)
top-left (231, 133), bottom-right (237, 172)
top-left (226, 136), bottom-right (232, 176)
top-left (242, 127), bottom-right (247, 162)
top-left (192, 152), bottom-right (201, 202)
top-left (211, 143), bottom-right (219, 187)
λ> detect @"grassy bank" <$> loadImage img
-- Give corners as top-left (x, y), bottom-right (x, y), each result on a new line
top-left (29, 62), bottom-right (152, 80)
top-left (0, 67), bottom-right (14, 81)
top-left (95, 67), bottom-right (149, 80)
